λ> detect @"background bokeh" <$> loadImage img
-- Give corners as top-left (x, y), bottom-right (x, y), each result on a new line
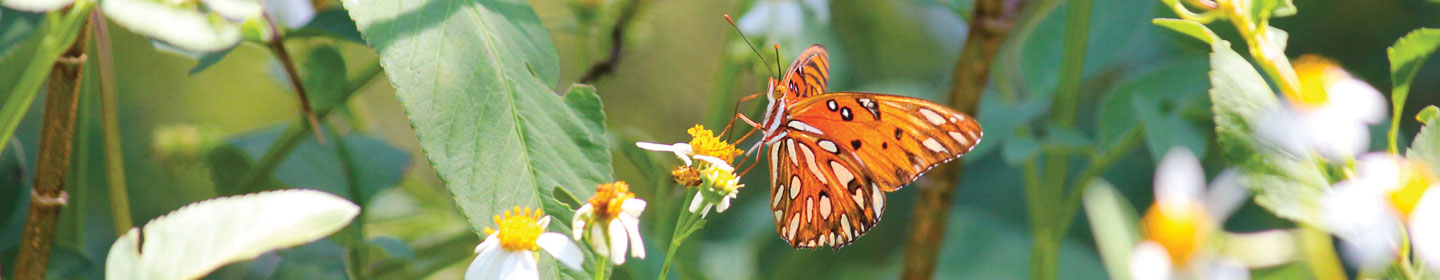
top-left (2, 0), bottom-right (1439, 279)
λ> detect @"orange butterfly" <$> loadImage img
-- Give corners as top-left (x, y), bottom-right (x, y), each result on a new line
top-left (746, 45), bottom-right (983, 250)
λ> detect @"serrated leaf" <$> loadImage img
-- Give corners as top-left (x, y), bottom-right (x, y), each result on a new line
top-left (341, 0), bottom-right (608, 276)
top-left (1419, 105), bottom-right (1439, 123)
top-left (1206, 37), bottom-right (1328, 226)
top-left (1408, 110), bottom-right (1440, 177)
top-left (102, 0), bottom-right (243, 52)
top-left (105, 190), bottom-right (360, 280)
top-left (1388, 28), bottom-right (1440, 151)
top-left (1153, 18), bottom-right (1218, 45)
top-left (1083, 180), bottom-right (1139, 280)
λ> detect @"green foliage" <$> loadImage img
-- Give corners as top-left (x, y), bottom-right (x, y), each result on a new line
top-left (1388, 28), bottom-right (1440, 152)
top-left (105, 190), bottom-right (359, 279)
top-left (1083, 180), bottom-right (1139, 280)
top-left (0, 1), bottom-right (91, 157)
top-left (1408, 106), bottom-right (1440, 177)
top-left (303, 46), bottom-right (350, 113)
top-left (100, 0), bottom-right (244, 52)
top-left (216, 125), bottom-right (410, 203)
top-left (1153, 18), bottom-right (1219, 45)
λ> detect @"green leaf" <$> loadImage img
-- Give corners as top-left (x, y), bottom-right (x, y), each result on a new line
top-left (1002, 132), bottom-right (1041, 165)
top-left (102, 0), bottom-right (243, 52)
top-left (270, 239), bottom-right (349, 279)
top-left (0, 7), bottom-right (90, 158)
top-left (1252, 0), bottom-right (1296, 20)
top-left (1134, 94), bottom-right (1207, 162)
top-left (0, 7), bottom-right (43, 56)
top-left (1408, 109), bottom-right (1440, 177)
top-left (0, 0), bottom-right (71, 12)
top-left (105, 190), bottom-right (360, 279)
top-left (219, 125), bottom-right (411, 204)
top-left (291, 8), bottom-right (365, 44)
top-left (148, 39), bottom-right (239, 74)
top-left (1083, 180), bottom-right (1139, 280)
top-left (302, 46), bottom-right (350, 113)
top-left (1388, 28), bottom-right (1440, 153)
top-left (1096, 57), bottom-right (1209, 147)
top-left (1419, 105), bottom-right (1439, 123)
top-left (1206, 36), bottom-right (1328, 226)
top-left (1153, 18), bottom-right (1218, 45)
top-left (342, 0), bottom-right (608, 275)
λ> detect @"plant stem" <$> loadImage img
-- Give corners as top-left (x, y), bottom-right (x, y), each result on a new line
top-left (1301, 225), bottom-right (1346, 280)
top-left (901, 0), bottom-right (1025, 278)
top-left (1027, 0), bottom-right (1093, 278)
top-left (91, 11), bottom-right (133, 235)
top-left (578, 0), bottom-right (650, 84)
top-left (594, 253), bottom-right (608, 280)
top-left (324, 125), bottom-right (366, 280)
top-left (264, 13), bottom-right (324, 143)
top-left (659, 189), bottom-right (700, 280)
top-left (1218, 0), bottom-right (1299, 100)
top-left (15, 4), bottom-right (94, 278)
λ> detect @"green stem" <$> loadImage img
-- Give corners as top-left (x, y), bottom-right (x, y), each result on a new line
top-left (0, 1), bottom-right (94, 156)
top-left (594, 252), bottom-right (608, 280)
top-left (263, 12), bottom-right (324, 143)
top-left (1059, 124), bottom-right (1144, 219)
top-left (228, 118), bottom-right (311, 195)
top-left (1300, 226), bottom-right (1346, 280)
top-left (91, 11), bottom-right (133, 235)
top-left (659, 188), bottom-right (701, 280)
top-left (1049, 0), bottom-right (1092, 128)
top-left (1029, 0), bottom-right (1092, 277)
top-left (323, 124), bottom-right (366, 280)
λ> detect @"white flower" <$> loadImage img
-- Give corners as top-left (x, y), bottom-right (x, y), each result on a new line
top-left (1256, 55), bottom-right (1385, 160)
top-left (689, 160), bottom-right (742, 218)
top-left (572, 182), bottom-right (647, 265)
top-left (1323, 153), bottom-right (1439, 272)
top-left (1129, 148), bottom-right (1250, 280)
top-left (467, 207), bottom-right (584, 280)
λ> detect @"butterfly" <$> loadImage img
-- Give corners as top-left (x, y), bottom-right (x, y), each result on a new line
top-left (748, 44), bottom-right (983, 250)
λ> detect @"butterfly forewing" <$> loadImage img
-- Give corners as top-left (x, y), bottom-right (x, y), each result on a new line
top-left (779, 45), bottom-right (829, 101)
top-left (788, 93), bottom-right (982, 191)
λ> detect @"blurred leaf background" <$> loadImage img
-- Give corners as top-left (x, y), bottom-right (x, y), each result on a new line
top-left (2, 0), bottom-right (1440, 279)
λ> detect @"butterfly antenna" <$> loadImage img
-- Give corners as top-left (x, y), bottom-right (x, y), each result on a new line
top-left (724, 14), bottom-right (775, 78)
top-left (774, 44), bottom-right (782, 78)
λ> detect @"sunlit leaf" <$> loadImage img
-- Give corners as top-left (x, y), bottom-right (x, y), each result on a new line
top-left (1388, 28), bottom-right (1440, 151)
top-left (1252, 0), bottom-right (1296, 19)
top-left (342, 0), bottom-right (609, 275)
top-left (0, 0), bottom-right (71, 13)
top-left (105, 189), bottom-right (359, 279)
top-left (1408, 107), bottom-right (1440, 177)
top-left (102, 0), bottom-right (243, 52)
top-left (1153, 18), bottom-right (1218, 45)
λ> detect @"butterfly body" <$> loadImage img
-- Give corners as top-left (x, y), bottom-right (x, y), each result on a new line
top-left (757, 45), bottom-right (983, 250)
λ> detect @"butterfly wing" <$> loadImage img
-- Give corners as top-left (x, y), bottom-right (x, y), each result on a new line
top-left (778, 44), bottom-right (830, 101)
top-left (768, 92), bottom-right (983, 249)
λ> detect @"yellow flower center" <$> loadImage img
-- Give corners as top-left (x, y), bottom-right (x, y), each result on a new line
top-left (1290, 55), bottom-right (1346, 109)
top-left (703, 165), bottom-right (742, 193)
top-left (1141, 200), bottom-right (1210, 266)
top-left (672, 166), bottom-right (702, 187)
top-left (687, 125), bottom-right (743, 164)
top-left (588, 182), bottom-right (636, 222)
top-left (484, 207), bottom-right (545, 251)
top-left (1390, 160), bottom-right (1436, 219)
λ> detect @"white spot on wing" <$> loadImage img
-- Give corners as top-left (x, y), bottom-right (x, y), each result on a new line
top-left (840, 214), bottom-right (852, 239)
top-left (786, 120), bottom-right (825, 135)
top-left (949, 131), bottom-right (970, 146)
top-left (817, 140), bottom-right (839, 154)
top-left (787, 214), bottom-right (800, 240)
top-left (923, 138), bottom-right (949, 153)
top-left (786, 138), bottom-right (799, 167)
top-left (831, 161), bottom-right (855, 186)
top-left (799, 144), bottom-right (827, 184)
top-left (919, 108), bottom-right (946, 125)
top-left (774, 210), bottom-right (784, 222)
top-left (789, 175), bottom-right (801, 199)
top-left (819, 196), bottom-right (832, 220)
top-left (872, 184), bottom-right (885, 216)
top-left (773, 186), bottom-right (784, 207)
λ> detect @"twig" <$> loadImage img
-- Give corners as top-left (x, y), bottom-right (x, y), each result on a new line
top-left (91, 11), bottom-right (134, 235)
top-left (264, 12), bottom-right (325, 143)
top-left (577, 0), bottom-right (648, 84)
top-left (899, 0), bottom-right (1025, 278)
top-left (15, 6), bottom-right (94, 279)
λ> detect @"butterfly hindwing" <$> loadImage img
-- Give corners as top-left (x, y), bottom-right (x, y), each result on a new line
top-left (768, 135), bottom-right (882, 250)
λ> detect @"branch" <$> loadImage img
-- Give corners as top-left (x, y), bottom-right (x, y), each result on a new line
top-left (91, 11), bottom-right (134, 235)
top-left (15, 6), bottom-right (94, 279)
top-left (900, 0), bottom-right (1025, 278)
top-left (577, 0), bottom-right (648, 84)
top-left (264, 13), bottom-right (325, 143)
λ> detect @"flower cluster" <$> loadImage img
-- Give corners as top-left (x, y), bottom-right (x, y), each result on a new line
top-left (1128, 149), bottom-right (1251, 280)
top-left (572, 182), bottom-right (647, 265)
top-left (1324, 153), bottom-right (1440, 271)
top-left (467, 207), bottom-right (583, 280)
top-left (1257, 55), bottom-right (1386, 160)
top-left (637, 125), bottom-right (746, 217)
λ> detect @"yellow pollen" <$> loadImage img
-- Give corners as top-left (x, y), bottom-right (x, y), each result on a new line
top-left (1140, 200), bottom-right (1209, 266)
top-left (484, 206), bottom-right (545, 251)
top-left (1390, 160), bottom-right (1436, 220)
top-left (1290, 55), bottom-right (1346, 109)
top-left (672, 166), bottom-right (702, 187)
top-left (687, 125), bottom-right (743, 164)
top-left (588, 182), bottom-right (636, 223)
top-left (703, 165), bottom-right (742, 193)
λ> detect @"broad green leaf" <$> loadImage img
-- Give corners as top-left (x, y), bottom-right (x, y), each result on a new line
top-left (1096, 57), bottom-right (1209, 146)
top-left (102, 0), bottom-right (243, 52)
top-left (342, 0), bottom-right (608, 275)
top-left (0, 0), bottom-right (71, 13)
top-left (302, 46), bottom-right (350, 113)
top-left (1083, 180), bottom-right (1139, 280)
top-left (1408, 109), bottom-right (1440, 177)
top-left (270, 239), bottom-right (348, 279)
top-left (1206, 37), bottom-right (1327, 226)
top-left (105, 189), bottom-right (359, 280)
top-left (1153, 18), bottom-right (1218, 45)
top-left (218, 125), bottom-right (410, 204)
top-left (1134, 94), bottom-right (1207, 162)
top-left (1419, 105), bottom-right (1439, 123)
top-left (1388, 28), bottom-right (1440, 152)
top-left (291, 8), bottom-right (365, 44)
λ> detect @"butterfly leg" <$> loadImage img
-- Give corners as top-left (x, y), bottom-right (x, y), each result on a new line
top-left (720, 93), bottom-right (764, 137)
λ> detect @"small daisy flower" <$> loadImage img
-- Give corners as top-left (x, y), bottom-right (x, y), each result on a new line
top-left (467, 207), bottom-right (584, 280)
top-left (638, 125), bottom-right (744, 187)
top-left (1130, 148), bottom-right (1250, 280)
top-left (688, 159), bottom-right (743, 218)
top-left (1323, 153), bottom-right (1440, 272)
top-left (1257, 55), bottom-right (1386, 160)
top-left (572, 182), bottom-right (647, 265)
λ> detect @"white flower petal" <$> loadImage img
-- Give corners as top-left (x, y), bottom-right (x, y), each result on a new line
top-left (620, 198), bottom-right (647, 217)
top-left (588, 224), bottom-right (609, 257)
top-left (571, 219), bottom-right (586, 241)
top-left (499, 251), bottom-right (539, 280)
top-left (1410, 187), bottom-right (1440, 271)
top-left (537, 216), bottom-right (551, 229)
top-left (476, 233), bottom-right (500, 254)
top-left (717, 195), bottom-right (732, 213)
top-left (1155, 148), bottom-right (1205, 205)
top-left (620, 214), bottom-right (646, 259)
top-left (689, 191), bottom-right (705, 213)
top-left (636, 142), bottom-right (695, 166)
top-left (608, 220), bottom-right (629, 265)
top-left (572, 205), bottom-right (592, 240)
top-left (694, 155), bottom-right (734, 171)
top-left (701, 204), bottom-right (714, 218)
top-left (1202, 258), bottom-right (1251, 280)
top-left (1205, 169), bottom-right (1249, 224)
top-left (1254, 110), bottom-right (1310, 156)
top-left (1355, 153), bottom-right (1404, 192)
top-left (1321, 78), bottom-right (1386, 124)
top-left (537, 232), bottom-right (585, 271)
top-left (466, 237), bottom-right (507, 280)
top-left (1303, 116), bottom-right (1369, 160)
top-left (1324, 182), bottom-right (1401, 271)
top-left (1129, 241), bottom-right (1174, 280)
